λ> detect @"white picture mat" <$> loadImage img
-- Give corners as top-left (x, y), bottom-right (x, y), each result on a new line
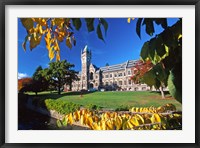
top-left (5, 5), bottom-right (195, 143)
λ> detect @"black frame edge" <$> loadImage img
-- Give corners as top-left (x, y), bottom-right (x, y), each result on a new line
top-left (0, 0), bottom-right (5, 148)
top-left (0, 0), bottom-right (200, 5)
top-left (195, 1), bottom-right (200, 147)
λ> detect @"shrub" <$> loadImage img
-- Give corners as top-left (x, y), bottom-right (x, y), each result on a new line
top-left (44, 99), bottom-right (80, 115)
top-left (85, 104), bottom-right (101, 111)
top-left (115, 105), bottom-right (130, 111)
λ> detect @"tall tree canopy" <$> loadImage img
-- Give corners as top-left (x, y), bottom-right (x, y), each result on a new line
top-left (18, 77), bottom-right (33, 93)
top-left (32, 66), bottom-right (49, 95)
top-left (41, 60), bottom-right (78, 94)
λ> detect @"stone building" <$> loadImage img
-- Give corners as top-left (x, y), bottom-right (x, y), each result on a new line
top-left (66, 45), bottom-right (150, 91)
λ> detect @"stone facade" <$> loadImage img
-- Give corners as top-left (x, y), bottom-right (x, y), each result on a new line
top-left (66, 45), bottom-right (150, 91)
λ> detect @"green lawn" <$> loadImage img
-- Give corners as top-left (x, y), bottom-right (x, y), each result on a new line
top-left (27, 91), bottom-right (182, 111)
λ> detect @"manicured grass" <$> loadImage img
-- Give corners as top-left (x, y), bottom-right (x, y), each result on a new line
top-left (27, 91), bottom-right (182, 111)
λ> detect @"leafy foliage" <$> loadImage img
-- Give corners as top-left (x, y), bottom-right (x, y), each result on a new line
top-left (85, 104), bottom-right (101, 111)
top-left (130, 18), bottom-right (182, 102)
top-left (44, 99), bottom-right (80, 115)
top-left (57, 103), bottom-right (181, 130)
top-left (40, 60), bottom-right (79, 94)
top-left (20, 18), bottom-right (108, 61)
top-left (31, 66), bottom-right (49, 95)
top-left (131, 60), bottom-right (153, 84)
top-left (115, 105), bottom-right (130, 111)
top-left (168, 68), bottom-right (182, 103)
top-left (18, 77), bottom-right (33, 92)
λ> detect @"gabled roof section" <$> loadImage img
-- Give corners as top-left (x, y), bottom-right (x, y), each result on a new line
top-left (99, 60), bottom-right (139, 72)
top-left (90, 63), bottom-right (99, 71)
top-left (126, 60), bottom-right (139, 68)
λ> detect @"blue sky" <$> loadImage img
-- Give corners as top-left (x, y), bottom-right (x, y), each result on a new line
top-left (18, 18), bottom-right (178, 79)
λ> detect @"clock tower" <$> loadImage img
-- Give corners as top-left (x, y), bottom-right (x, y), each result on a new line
top-left (81, 45), bottom-right (91, 90)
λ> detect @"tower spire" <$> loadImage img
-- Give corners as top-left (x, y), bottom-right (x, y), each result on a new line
top-left (83, 45), bottom-right (88, 52)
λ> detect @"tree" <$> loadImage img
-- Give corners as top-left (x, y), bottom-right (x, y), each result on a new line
top-left (21, 18), bottom-right (108, 61)
top-left (65, 70), bottom-right (79, 91)
top-left (129, 18), bottom-right (182, 103)
top-left (31, 66), bottom-right (49, 95)
top-left (131, 60), bottom-right (168, 99)
top-left (18, 77), bottom-right (33, 93)
top-left (41, 60), bottom-right (78, 94)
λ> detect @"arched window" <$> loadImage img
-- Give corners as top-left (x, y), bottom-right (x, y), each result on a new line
top-left (90, 72), bottom-right (93, 80)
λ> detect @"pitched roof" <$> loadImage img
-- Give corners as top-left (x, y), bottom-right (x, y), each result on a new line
top-left (99, 60), bottom-right (138, 73)
top-left (78, 60), bottom-right (139, 74)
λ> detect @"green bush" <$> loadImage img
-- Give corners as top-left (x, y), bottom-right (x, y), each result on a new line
top-left (115, 105), bottom-right (130, 111)
top-left (44, 99), bottom-right (80, 115)
top-left (85, 104), bottom-right (101, 110)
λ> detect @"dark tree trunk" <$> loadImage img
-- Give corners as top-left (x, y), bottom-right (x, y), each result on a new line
top-left (69, 81), bottom-right (72, 91)
top-left (57, 79), bottom-right (61, 95)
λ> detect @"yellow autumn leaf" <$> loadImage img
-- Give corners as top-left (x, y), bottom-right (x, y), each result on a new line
top-left (178, 34), bottom-right (182, 40)
top-left (135, 114), bottom-right (144, 124)
top-left (66, 36), bottom-right (72, 49)
top-left (40, 18), bottom-right (48, 26)
top-left (135, 107), bottom-right (139, 112)
top-left (93, 115), bottom-right (99, 123)
top-left (32, 18), bottom-right (48, 26)
top-left (92, 122), bottom-right (100, 130)
top-left (127, 18), bottom-right (135, 23)
top-left (54, 18), bottom-right (65, 29)
top-left (38, 25), bottom-right (44, 34)
top-left (65, 115), bottom-right (69, 123)
top-left (122, 120), bottom-right (128, 130)
top-left (28, 28), bottom-right (35, 34)
top-left (101, 120), bottom-right (107, 130)
top-left (127, 120), bottom-right (134, 129)
top-left (150, 114), bottom-right (161, 123)
top-left (106, 120), bottom-right (114, 130)
top-left (21, 18), bottom-right (34, 30)
top-left (47, 29), bottom-right (51, 39)
top-left (54, 39), bottom-right (60, 52)
top-left (57, 35), bottom-right (64, 42)
top-left (68, 113), bottom-right (73, 125)
top-left (80, 109), bottom-right (86, 116)
top-left (86, 116), bottom-right (94, 129)
top-left (49, 48), bottom-right (54, 61)
top-left (115, 116), bottom-right (122, 130)
top-left (130, 107), bottom-right (135, 112)
top-left (130, 117), bottom-right (139, 126)
top-left (80, 115), bottom-right (84, 125)
top-left (154, 114), bottom-right (161, 123)
top-left (30, 34), bottom-right (42, 50)
top-left (73, 111), bottom-right (80, 121)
